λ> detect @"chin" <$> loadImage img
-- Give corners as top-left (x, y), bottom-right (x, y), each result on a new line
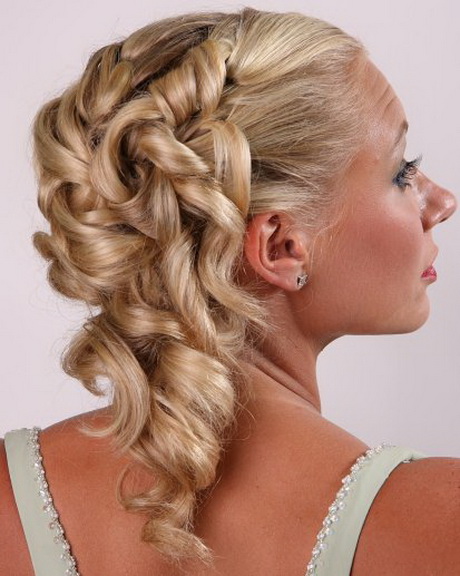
top-left (349, 298), bottom-right (432, 336)
top-left (387, 299), bottom-right (431, 335)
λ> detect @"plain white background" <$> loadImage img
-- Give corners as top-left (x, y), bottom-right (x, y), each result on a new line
top-left (1, 0), bottom-right (459, 455)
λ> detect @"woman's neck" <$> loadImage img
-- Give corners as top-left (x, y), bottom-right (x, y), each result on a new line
top-left (240, 332), bottom-right (322, 413)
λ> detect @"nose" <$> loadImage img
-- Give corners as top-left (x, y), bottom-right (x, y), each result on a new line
top-left (419, 172), bottom-right (457, 231)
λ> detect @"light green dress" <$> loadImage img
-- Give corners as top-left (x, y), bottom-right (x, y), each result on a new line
top-left (4, 428), bottom-right (425, 576)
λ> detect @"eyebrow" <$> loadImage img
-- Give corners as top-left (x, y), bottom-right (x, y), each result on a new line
top-left (395, 120), bottom-right (409, 146)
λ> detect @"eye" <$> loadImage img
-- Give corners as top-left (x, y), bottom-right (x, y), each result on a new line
top-left (393, 155), bottom-right (422, 190)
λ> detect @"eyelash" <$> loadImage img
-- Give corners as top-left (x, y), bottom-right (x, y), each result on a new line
top-left (393, 155), bottom-right (423, 189)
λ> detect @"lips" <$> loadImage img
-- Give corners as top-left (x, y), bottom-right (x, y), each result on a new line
top-left (421, 265), bottom-right (437, 280)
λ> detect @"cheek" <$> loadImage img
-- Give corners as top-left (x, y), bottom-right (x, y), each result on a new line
top-left (302, 206), bottom-right (428, 336)
top-left (319, 208), bottom-right (425, 305)
top-left (354, 214), bottom-right (423, 277)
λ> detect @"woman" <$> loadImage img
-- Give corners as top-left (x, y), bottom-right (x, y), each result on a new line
top-left (1, 8), bottom-right (458, 575)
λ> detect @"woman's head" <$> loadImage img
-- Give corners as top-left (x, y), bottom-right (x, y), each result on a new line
top-left (32, 8), bottom-right (372, 560)
top-left (244, 60), bottom-right (456, 341)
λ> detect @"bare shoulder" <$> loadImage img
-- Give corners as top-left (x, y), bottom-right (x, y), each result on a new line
top-left (38, 408), bottom-right (136, 484)
top-left (37, 410), bottom-right (160, 574)
top-left (353, 456), bottom-right (460, 575)
top-left (37, 407), bottom-right (136, 522)
top-left (0, 411), bottom-right (161, 576)
top-left (0, 438), bottom-right (34, 575)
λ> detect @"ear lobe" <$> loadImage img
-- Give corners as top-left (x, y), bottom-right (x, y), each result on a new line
top-left (244, 213), bottom-right (310, 292)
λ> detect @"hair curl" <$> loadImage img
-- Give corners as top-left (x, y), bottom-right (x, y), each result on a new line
top-left (33, 8), bottom-right (366, 562)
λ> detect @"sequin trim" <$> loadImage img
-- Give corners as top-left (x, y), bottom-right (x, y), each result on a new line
top-left (305, 444), bottom-right (394, 576)
top-left (27, 427), bottom-right (80, 576)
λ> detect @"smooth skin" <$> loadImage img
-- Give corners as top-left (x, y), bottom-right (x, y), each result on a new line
top-left (0, 60), bottom-right (458, 576)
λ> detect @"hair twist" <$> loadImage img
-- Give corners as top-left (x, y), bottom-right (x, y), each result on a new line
top-left (32, 8), bottom-right (366, 561)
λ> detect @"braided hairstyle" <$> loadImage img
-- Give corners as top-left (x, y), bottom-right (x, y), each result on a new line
top-left (33, 8), bottom-right (365, 561)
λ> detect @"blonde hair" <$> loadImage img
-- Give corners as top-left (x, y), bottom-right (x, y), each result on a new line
top-left (33, 8), bottom-right (365, 561)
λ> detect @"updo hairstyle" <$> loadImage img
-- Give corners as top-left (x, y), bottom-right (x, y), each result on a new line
top-left (33, 8), bottom-right (365, 561)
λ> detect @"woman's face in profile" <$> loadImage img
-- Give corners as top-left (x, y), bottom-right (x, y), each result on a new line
top-left (305, 60), bottom-right (456, 338)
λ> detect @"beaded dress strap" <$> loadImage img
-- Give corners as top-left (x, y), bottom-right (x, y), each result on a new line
top-left (305, 444), bottom-right (426, 576)
top-left (4, 427), bottom-right (80, 576)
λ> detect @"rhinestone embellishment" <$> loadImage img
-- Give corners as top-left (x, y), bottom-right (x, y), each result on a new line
top-left (305, 444), bottom-right (393, 576)
top-left (27, 427), bottom-right (80, 576)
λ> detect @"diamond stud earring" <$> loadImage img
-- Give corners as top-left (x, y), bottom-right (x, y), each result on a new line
top-left (296, 274), bottom-right (309, 289)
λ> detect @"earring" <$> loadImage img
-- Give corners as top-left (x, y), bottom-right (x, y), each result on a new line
top-left (296, 274), bottom-right (309, 289)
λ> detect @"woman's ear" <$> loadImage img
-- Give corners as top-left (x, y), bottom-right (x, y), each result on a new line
top-left (244, 213), bottom-right (311, 291)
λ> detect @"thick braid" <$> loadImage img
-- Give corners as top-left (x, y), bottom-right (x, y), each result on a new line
top-left (33, 9), bottom-right (365, 562)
